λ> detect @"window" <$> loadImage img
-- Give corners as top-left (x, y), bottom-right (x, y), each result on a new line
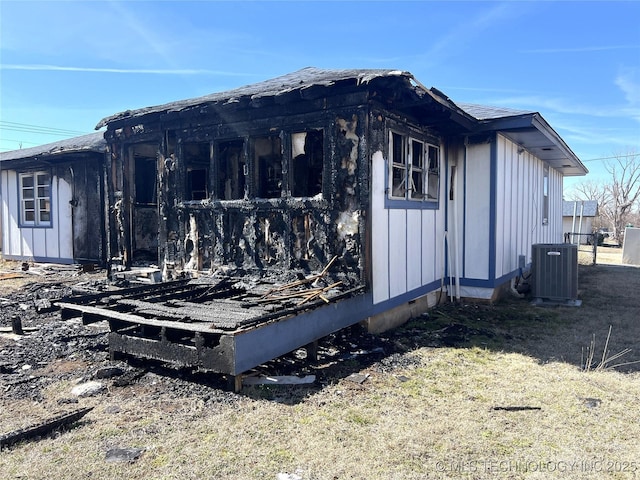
top-left (542, 164), bottom-right (549, 225)
top-left (254, 135), bottom-right (283, 198)
top-left (134, 156), bottom-right (157, 205)
top-left (291, 130), bottom-right (323, 198)
top-left (217, 139), bottom-right (246, 200)
top-left (390, 132), bottom-right (407, 198)
top-left (20, 172), bottom-right (51, 226)
top-left (184, 142), bottom-right (210, 201)
top-left (389, 131), bottom-right (440, 202)
top-left (426, 144), bottom-right (440, 200)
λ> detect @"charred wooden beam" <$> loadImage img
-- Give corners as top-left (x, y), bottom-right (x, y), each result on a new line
top-left (0, 407), bottom-right (93, 449)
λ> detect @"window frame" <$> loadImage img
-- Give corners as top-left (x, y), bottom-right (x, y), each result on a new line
top-left (387, 129), bottom-right (440, 209)
top-left (290, 128), bottom-right (324, 199)
top-left (542, 164), bottom-right (549, 225)
top-left (19, 171), bottom-right (52, 228)
top-left (183, 141), bottom-right (211, 202)
top-left (253, 134), bottom-right (284, 199)
top-left (213, 129), bottom-right (326, 202)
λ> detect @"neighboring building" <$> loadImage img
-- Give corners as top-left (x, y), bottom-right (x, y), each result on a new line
top-left (0, 133), bottom-right (109, 264)
top-left (562, 200), bottom-right (599, 244)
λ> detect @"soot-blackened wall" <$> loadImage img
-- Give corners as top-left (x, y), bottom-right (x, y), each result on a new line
top-left (106, 99), bottom-right (373, 286)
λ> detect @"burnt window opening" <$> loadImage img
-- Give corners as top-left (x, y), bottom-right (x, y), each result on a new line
top-left (184, 142), bottom-right (210, 201)
top-left (410, 139), bottom-right (425, 200)
top-left (390, 132), bottom-right (407, 199)
top-left (254, 135), bottom-right (283, 198)
top-left (217, 139), bottom-right (246, 200)
top-left (291, 130), bottom-right (323, 198)
top-left (426, 144), bottom-right (440, 201)
top-left (134, 155), bottom-right (157, 205)
top-left (388, 130), bottom-right (440, 202)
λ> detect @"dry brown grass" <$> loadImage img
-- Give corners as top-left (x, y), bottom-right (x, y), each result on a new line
top-left (1, 258), bottom-right (639, 479)
top-left (594, 246), bottom-right (624, 265)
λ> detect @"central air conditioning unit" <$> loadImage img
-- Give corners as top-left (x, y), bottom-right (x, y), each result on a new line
top-left (531, 243), bottom-right (580, 306)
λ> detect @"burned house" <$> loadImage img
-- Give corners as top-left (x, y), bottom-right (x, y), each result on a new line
top-left (0, 133), bottom-right (109, 265)
top-left (10, 68), bottom-right (588, 386)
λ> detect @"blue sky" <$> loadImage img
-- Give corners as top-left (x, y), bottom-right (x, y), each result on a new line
top-left (1, 0), bottom-right (639, 195)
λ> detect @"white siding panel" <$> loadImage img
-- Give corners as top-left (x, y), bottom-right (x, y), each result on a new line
top-left (496, 137), bottom-right (518, 275)
top-left (421, 211), bottom-right (436, 284)
top-left (371, 151), bottom-right (390, 304)
top-left (406, 209), bottom-right (422, 291)
top-left (388, 209), bottom-right (407, 298)
top-left (505, 141), bottom-right (515, 274)
top-left (21, 229), bottom-right (33, 258)
top-left (33, 228), bottom-right (47, 258)
top-left (495, 135), bottom-right (565, 268)
top-left (1, 171), bottom-right (10, 253)
top-left (495, 138), bottom-right (505, 277)
top-left (464, 143), bottom-right (491, 279)
top-left (434, 199), bottom-right (445, 286)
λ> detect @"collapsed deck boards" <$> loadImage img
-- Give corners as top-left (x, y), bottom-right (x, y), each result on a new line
top-left (57, 277), bottom-right (370, 381)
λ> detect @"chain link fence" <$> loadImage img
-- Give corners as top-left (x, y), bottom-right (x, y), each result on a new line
top-left (564, 232), bottom-right (598, 265)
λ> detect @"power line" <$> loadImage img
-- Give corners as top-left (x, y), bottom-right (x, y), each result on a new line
top-left (0, 138), bottom-right (41, 146)
top-left (581, 152), bottom-right (639, 163)
top-left (0, 121), bottom-right (89, 137)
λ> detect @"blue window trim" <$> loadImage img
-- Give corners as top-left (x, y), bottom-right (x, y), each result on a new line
top-left (383, 150), bottom-right (440, 210)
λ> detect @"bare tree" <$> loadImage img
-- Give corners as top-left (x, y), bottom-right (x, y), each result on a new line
top-left (568, 150), bottom-right (640, 245)
top-left (605, 150), bottom-right (640, 244)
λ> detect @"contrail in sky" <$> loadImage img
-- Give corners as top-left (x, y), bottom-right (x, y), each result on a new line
top-left (0, 64), bottom-right (247, 76)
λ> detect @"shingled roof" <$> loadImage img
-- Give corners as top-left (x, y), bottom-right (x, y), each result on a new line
top-left (457, 103), bottom-right (534, 120)
top-left (0, 132), bottom-right (106, 163)
top-left (563, 200), bottom-right (599, 217)
top-left (95, 67), bottom-right (474, 130)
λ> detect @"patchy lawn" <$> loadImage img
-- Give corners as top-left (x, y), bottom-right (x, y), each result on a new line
top-left (1, 259), bottom-right (639, 479)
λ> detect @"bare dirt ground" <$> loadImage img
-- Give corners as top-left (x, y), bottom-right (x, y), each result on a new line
top-left (1, 255), bottom-right (639, 479)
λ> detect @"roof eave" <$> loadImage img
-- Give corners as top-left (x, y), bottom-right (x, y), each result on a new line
top-left (474, 113), bottom-right (588, 176)
top-left (0, 132), bottom-right (108, 167)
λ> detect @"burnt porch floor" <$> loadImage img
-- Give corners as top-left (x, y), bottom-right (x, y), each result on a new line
top-left (56, 276), bottom-right (369, 388)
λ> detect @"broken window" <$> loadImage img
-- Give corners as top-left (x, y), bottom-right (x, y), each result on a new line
top-left (254, 135), bottom-right (283, 198)
top-left (410, 139), bottom-right (425, 200)
top-left (184, 142), bottom-right (210, 201)
top-left (20, 171), bottom-right (51, 226)
top-left (217, 139), bottom-right (246, 200)
top-left (390, 132), bottom-right (407, 199)
top-left (291, 130), bottom-right (323, 198)
top-left (389, 131), bottom-right (440, 202)
top-left (426, 144), bottom-right (440, 201)
top-left (134, 155), bottom-right (157, 205)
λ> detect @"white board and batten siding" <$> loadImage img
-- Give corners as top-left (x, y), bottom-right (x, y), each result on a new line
top-left (494, 134), bottom-right (563, 278)
top-left (371, 150), bottom-right (445, 305)
top-left (464, 135), bottom-right (564, 286)
top-left (462, 142), bottom-right (492, 280)
top-left (1, 170), bottom-right (74, 263)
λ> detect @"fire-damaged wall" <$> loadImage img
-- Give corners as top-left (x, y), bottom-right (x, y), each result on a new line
top-left (57, 158), bottom-right (107, 263)
top-left (105, 103), bottom-right (372, 286)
